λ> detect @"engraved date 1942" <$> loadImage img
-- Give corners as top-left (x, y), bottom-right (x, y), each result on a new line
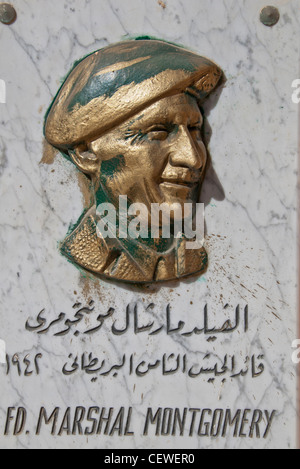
top-left (5, 353), bottom-right (43, 377)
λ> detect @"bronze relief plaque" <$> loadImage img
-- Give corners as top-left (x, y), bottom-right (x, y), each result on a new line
top-left (44, 39), bottom-right (223, 284)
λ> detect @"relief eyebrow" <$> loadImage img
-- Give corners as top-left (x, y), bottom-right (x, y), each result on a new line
top-left (147, 124), bottom-right (168, 130)
top-left (189, 119), bottom-right (203, 127)
top-left (148, 122), bottom-right (177, 132)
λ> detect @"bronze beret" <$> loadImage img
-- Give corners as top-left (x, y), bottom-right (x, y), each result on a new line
top-left (44, 39), bottom-right (223, 150)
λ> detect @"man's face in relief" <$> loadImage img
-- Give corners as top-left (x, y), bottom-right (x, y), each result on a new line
top-left (88, 93), bottom-right (207, 215)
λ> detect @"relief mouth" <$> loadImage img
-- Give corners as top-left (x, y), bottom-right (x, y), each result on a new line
top-left (160, 177), bottom-right (199, 188)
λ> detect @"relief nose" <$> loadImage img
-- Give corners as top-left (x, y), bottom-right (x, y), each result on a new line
top-left (169, 126), bottom-right (206, 171)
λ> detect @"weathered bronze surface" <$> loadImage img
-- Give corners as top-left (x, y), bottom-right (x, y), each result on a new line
top-left (44, 39), bottom-right (223, 284)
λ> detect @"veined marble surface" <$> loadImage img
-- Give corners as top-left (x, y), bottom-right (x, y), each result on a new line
top-left (0, 0), bottom-right (299, 449)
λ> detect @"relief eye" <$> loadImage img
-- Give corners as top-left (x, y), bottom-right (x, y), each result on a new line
top-left (189, 126), bottom-right (202, 140)
top-left (147, 127), bottom-right (169, 141)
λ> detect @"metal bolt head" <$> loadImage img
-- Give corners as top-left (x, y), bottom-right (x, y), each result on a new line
top-left (0, 3), bottom-right (16, 25)
top-left (260, 6), bottom-right (280, 27)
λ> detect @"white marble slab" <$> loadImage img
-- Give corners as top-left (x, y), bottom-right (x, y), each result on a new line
top-left (0, 0), bottom-right (299, 449)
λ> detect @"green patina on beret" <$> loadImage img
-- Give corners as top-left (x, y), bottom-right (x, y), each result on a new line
top-left (44, 39), bottom-right (223, 150)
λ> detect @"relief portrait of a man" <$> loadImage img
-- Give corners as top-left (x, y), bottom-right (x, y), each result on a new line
top-left (44, 39), bottom-right (223, 284)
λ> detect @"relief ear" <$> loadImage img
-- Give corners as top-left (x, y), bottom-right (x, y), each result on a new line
top-left (68, 145), bottom-right (100, 177)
